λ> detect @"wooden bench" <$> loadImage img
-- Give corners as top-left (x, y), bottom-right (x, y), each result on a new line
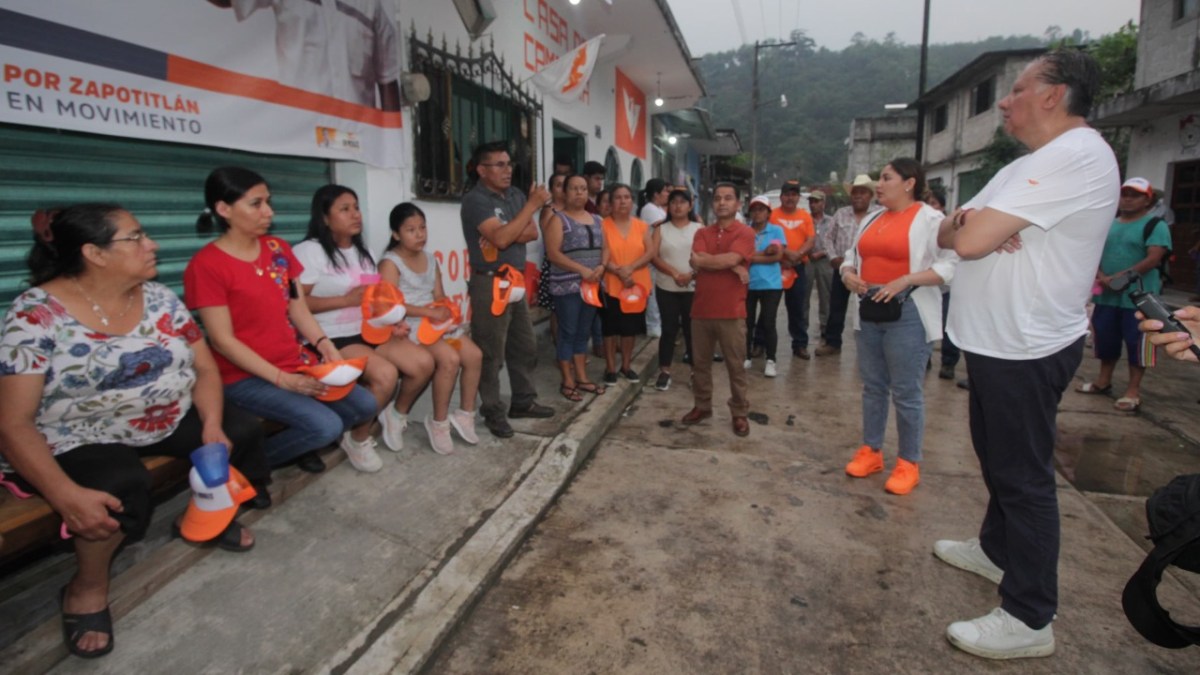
top-left (0, 456), bottom-right (191, 571)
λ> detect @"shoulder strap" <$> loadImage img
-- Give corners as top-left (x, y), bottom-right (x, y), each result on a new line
top-left (1142, 217), bottom-right (1165, 246)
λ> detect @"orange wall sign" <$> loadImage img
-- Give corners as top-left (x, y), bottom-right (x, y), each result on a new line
top-left (614, 68), bottom-right (646, 160)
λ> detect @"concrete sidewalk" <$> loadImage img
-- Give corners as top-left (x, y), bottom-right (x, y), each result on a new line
top-left (2, 331), bottom-right (656, 674)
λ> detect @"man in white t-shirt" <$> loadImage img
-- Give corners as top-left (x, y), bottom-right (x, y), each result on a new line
top-left (933, 50), bottom-right (1119, 660)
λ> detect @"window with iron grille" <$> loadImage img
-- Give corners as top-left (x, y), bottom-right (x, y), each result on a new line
top-left (410, 33), bottom-right (541, 199)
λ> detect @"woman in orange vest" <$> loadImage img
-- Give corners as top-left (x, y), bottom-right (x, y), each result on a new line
top-left (600, 184), bottom-right (656, 384)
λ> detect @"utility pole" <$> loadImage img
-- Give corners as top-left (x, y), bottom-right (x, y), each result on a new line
top-left (750, 39), bottom-right (795, 194)
top-left (915, 0), bottom-right (931, 162)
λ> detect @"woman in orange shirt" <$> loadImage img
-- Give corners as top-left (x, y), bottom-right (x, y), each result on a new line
top-left (600, 184), bottom-right (656, 384)
top-left (839, 158), bottom-right (958, 496)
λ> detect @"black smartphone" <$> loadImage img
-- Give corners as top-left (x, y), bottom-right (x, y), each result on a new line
top-left (1130, 290), bottom-right (1200, 360)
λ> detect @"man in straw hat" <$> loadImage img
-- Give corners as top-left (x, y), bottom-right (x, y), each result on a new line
top-left (815, 174), bottom-right (881, 356)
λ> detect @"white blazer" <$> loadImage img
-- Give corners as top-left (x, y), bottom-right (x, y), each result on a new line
top-left (840, 203), bottom-right (959, 341)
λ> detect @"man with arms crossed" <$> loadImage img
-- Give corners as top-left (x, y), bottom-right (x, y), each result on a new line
top-left (934, 50), bottom-right (1118, 659)
top-left (684, 183), bottom-right (755, 437)
top-left (461, 141), bottom-right (554, 439)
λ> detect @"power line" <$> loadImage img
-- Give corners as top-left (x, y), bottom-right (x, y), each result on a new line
top-left (731, 0), bottom-right (748, 47)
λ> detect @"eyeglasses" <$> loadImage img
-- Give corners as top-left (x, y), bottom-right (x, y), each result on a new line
top-left (109, 231), bottom-right (151, 244)
top-left (479, 161), bottom-right (513, 169)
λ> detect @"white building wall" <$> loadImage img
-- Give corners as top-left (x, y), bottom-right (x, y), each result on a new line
top-left (1126, 111), bottom-right (1200, 191)
top-left (333, 0), bottom-right (659, 310)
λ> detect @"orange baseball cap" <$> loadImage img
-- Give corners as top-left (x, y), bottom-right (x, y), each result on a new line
top-left (781, 265), bottom-right (798, 290)
top-left (418, 298), bottom-right (463, 345)
top-left (298, 357), bottom-right (368, 402)
top-left (491, 264), bottom-right (526, 315)
top-left (618, 283), bottom-right (649, 313)
top-left (580, 279), bottom-right (603, 307)
top-left (180, 465), bottom-right (257, 543)
top-left (361, 282), bottom-right (407, 344)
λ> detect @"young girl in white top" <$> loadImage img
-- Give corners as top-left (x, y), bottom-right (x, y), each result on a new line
top-left (379, 203), bottom-right (482, 455)
top-left (294, 185), bottom-right (435, 456)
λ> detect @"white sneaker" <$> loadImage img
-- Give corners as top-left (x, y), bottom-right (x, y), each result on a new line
top-left (743, 359), bottom-right (752, 369)
top-left (449, 408), bottom-right (479, 445)
top-left (933, 537), bottom-right (1003, 584)
top-left (424, 415), bottom-right (456, 455)
top-left (946, 607), bottom-right (1054, 659)
top-left (340, 432), bottom-right (383, 473)
top-left (764, 360), bottom-right (777, 377)
top-left (378, 406), bottom-right (407, 452)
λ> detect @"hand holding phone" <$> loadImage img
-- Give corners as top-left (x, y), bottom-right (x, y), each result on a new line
top-left (1131, 291), bottom-right (1200, 361)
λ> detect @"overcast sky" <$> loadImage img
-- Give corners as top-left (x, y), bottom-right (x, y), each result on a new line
top-left (667, 0), bottom-right (1142, 55)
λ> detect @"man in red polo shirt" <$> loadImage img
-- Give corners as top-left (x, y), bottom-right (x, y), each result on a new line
top-left (684, 182), bottom-right (757, 436)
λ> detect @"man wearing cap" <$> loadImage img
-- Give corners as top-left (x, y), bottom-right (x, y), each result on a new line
top-left (685, 182), bottom-right (756, 436)
top-left (934, 50), bottom-right (1119, 659)
top-left (771, 180), bottom-right (816, 359)
top-left (1074, 177), bottom-right (1171, 412)
top-left (816, 175), bottom-right (881, 356)
top-left (461, 140), bottom-right (554, 439)
top-left (805, 190), bottom-right (835, 340)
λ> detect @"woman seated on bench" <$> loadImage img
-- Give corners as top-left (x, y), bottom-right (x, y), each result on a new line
top-left (0, 204), bottom-right (270, 658)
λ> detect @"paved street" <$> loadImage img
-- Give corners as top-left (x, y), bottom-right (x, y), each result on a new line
top-left (431, 310), bottom-right (1200, 673)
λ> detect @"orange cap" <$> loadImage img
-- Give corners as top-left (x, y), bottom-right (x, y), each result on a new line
top-left (298, 357), bottom-right (368, 402)
top-left (417, 299), bottom-right (463, 345)
top-left (781, 265), bottom-right (798, 290)
top-left (361, 282), bottom-right (406, 344)
top-left (491, 264), bottom-right (526, 316)
top-left (180, 466), bottom-right (257, 543)
top-left (580, 280), bottom-right (603, 307)
top-left (618, 283), bottom-right (649, 313)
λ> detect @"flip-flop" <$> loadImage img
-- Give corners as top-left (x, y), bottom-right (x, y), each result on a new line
top-left (60, 586), bottom-right (114, 659)
top-left (1114, 397), bottom-right (1141, 412)
top-left (575, 381), bottom-right (606, 395)
top-left (172, 520), bottom-right (254, 553)
top-left (1075, 382), bottom-right (1112, 395)
top-left (559, 385), bottom-right (583, 402)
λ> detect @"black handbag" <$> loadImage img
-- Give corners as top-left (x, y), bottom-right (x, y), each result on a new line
top-left (859, 287), bottom-right (912, 323)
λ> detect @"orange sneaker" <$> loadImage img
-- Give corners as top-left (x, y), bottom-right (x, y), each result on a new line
top-left (885, 458), bottom-right (920, 495)
top-left (845, 445), bottom-right (883, 477)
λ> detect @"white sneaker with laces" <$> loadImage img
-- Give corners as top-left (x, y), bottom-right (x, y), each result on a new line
top-left (424, 415), bottom-right (456, 455)
top-left (340, 432), bottom-right (383, 473)
top-left (946, 607), bottom-right (1054, 659)
top-left (449, 408), bottom-right (479, 445)
top-left (378, 406), bottom-right (407, 452)
top-left (743, 359), bottom-right (752, 369)
top-left (764, 360), bottom-right (777, 377)
top-left (933, 537), bottom-right (1003, 584)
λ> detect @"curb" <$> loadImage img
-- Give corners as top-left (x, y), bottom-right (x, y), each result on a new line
top-left (320, 339), bottom-right (659, 674)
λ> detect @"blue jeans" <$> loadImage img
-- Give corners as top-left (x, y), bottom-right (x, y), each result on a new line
top-left (783, 262), bottom-right (809, 350)
top-left (225, 377), bottom-right (377, 467)
top-left (856, 299), bottom-right (933, 462)
top-left (553, 292), bottom-right (597, 361)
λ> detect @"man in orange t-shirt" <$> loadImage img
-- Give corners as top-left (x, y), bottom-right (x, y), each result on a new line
top-left (771, 180), bottom-right (816, 359)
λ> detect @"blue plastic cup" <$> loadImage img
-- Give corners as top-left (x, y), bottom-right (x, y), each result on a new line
top-left (190, 443), bottom-right (230, 488)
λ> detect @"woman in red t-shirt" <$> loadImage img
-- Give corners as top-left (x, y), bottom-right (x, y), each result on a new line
top-left (838, 158), bottom-right (958, 496)
top-left (184, 167), bottom-right (379, 475)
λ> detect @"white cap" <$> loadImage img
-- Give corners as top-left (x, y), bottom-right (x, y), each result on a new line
top-left (749, 195), bottom-right (772, 210)
top-left (1122, 177), bottom-right (1153, 196)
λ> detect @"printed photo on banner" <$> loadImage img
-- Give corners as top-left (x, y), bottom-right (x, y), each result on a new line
top-left (0, 0), bottom-right (404, 168)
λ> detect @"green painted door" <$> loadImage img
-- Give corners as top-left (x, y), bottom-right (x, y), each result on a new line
top-left (0, 123), bottom-right (330, 313)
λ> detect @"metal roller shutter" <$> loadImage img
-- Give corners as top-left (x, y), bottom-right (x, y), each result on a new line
top-left (0, 123), bottom-right (331, 312)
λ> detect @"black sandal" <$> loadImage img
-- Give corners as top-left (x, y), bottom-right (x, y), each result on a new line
top-left (559, 385), bottom-right (583, 402)
top-left (172, 520), bottom-right (255, 553)
top-left (575, 381), bottom-right (606, 395)
top-left (60, 586), bottom-right (114, 659)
